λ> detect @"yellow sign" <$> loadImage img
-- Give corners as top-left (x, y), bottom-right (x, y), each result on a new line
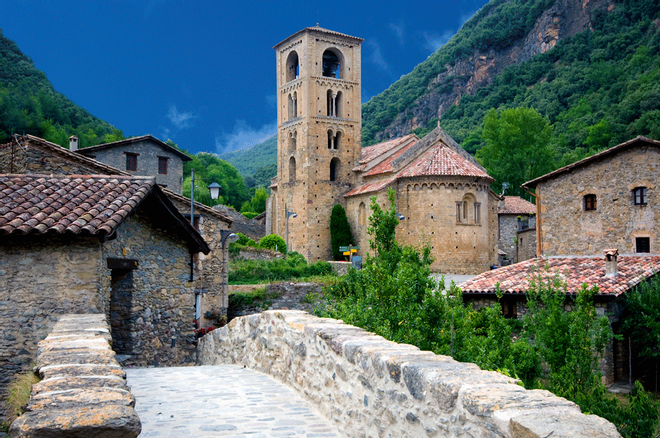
top-left (343, 251), bottom-right (350, 256)
top-left (351, 249), bottom-right (357, 253)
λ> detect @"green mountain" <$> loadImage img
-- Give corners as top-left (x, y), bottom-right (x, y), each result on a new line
top-left (0, 30), bottom-right (123, 147)
top-left (219, 134), bottom-right (277, 186)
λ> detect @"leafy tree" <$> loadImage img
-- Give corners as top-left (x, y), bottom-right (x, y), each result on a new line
top-left (250, 187), bottom-right (268, 214)
top-left (258, 234), bottom-right (286, 254)
top-left (329, 204), bottom-right (354, 260)
top-left (183, 152), bottom-right (249, 209)
top-left (476, 107), bottom-right (555, 196)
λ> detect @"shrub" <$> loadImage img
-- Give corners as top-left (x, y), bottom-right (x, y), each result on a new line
top-left (258, 234), bottom-right (286, 253)
top-left (242, 211), bottom-right (260, 219)
top-left (6, 370), bottom-right (40, 424)
top-left (330, 204), bottom-right (354, 260)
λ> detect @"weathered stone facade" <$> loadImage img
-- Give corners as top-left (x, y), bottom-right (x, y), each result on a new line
top-left (78, 135), bottom-right (190, 193)
top-left (267, 28), bottom-right (498, 273)
top-left (517, 228), bottom-right (537, 262)
top-left (523, 137), bottom-right (660, 256)
top-left (198, 310), bottom-right (621, 437)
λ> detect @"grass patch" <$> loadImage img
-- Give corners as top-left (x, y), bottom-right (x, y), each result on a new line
top-left (5, 369), bottom-right (40, 424)
top-left (229, 286), bottom-right (280, 309)
top-left (228, 252), bottom-right (335, 284)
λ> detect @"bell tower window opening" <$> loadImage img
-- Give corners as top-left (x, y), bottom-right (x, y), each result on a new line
top-left (289, 157), bottom-right (296, 183)
top-left (330, 158), bottom-right (341, 181)
top-left (335, 91), bottom-right (343, 118)
top-left (289, 131), bottom-right (297, 154)
top-left (286, 51), bottom-right (299, 82)
top-left (334, 131), bottom-right (342, 150)
top-left (288, 94), bottom-right (294, 120)
top-left (322, 49), bottom-right (341, 78)
top-left (327, 130), bottom-right (334, 149)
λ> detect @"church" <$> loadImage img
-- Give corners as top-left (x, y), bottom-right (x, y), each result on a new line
top-left (266, 26), bottom-right (498, 274)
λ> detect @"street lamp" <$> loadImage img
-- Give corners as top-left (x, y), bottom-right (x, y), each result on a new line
top-left (189, 169), bottom-right (221, 226)
top-left (220, 229), bottom-right (239, 319)
top-left (396, 213), bottom-right (406, 221)
top-left (286, 210), bottom-right (297, 256)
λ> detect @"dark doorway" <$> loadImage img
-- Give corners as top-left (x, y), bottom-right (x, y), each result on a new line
top-left (110, 269), bottom-right (134, 355)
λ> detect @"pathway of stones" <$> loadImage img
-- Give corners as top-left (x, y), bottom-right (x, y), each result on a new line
top-left (126, 364), bottom-right (345, 438)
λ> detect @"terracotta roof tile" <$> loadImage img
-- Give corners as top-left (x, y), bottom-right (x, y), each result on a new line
top-left (397, 143), bottom-right (492, 180)
top-left (356, 135), bottom-right (416, 170)
top-left (363, 140), bottom-right (418, 177)
top-left (0, 174), bottom-right (155, 237)
top-left (344, 177), bottom-right (396, 198)
top-left (498, 196), bottom-right (536, 215)
top-left (461, 255), bottom-right (660, 297)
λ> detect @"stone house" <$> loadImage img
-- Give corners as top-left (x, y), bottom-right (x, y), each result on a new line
top-left (521, 136), bottom-right (660, 257)
top-left (460, 251), bottom-right (660, 384)
top-left (0, 174), bottom-right (210, 418)
top-left (267, 26), bottom-right (498, 274)
top-left (77, 134), bottom-right (191, 193)
top-left (497, 196), bottom-right (536, 264)
top-left (0, 134), bottom-right (234, 324)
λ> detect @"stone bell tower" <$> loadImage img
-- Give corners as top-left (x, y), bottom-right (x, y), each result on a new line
top-left (270, 26), bottom-right (363, 261)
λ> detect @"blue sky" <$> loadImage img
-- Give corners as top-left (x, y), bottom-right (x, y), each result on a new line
top-left (4, 0), bottom-right (488, 155)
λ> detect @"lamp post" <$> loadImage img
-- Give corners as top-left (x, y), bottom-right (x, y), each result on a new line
top-left (286, 210), bottom-right (297, 256)
top-left (190, 169), bottom-right (221, 226)
top-left (220, 229), bottom-right (238, 319)
top-left (396, 213), bottom-right (406, 221)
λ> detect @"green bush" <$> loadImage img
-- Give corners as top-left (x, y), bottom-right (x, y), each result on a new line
top-left (330, 204), bottom-right (354, 260)
top-left (242, 211), bottom-right (260, 219)
top-left (258, 234), bottom-right (286, 253)
top-left (229, 255), bottom-right (334, 284)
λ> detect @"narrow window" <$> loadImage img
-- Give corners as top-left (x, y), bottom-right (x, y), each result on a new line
top-left (359, 202), bottom-right (366, 226)
top-left (327, 90), bottom-right (335, 117)
top-left (125, 153), bottom-right (138, 171)
top-left (335, 91), bottom-right (343, 118)
top-left (289, 131), bottom-right (297, 154)
top-left (158, 156), bottom-right (169, 175)
top-left (584, 194), bottom-right (597, 211)
top-left (456, 202), bottom-right (463, 222)
top-left (330, 158), bottom-right (340, 181)
top-left (636, 237), bottom-right (650, 253)
top-left (334, 131), bottom-right (342, 150)
top-left (327, 130), bottom-right (334, 149)
top-left (633, 187), bottom-right (647, 205)
top-left (463, 201), bottom-right (468, 221)
top-left (474, 202), bottom-right (481, 224)
top-left (293, 91), bottom-right (297, 118)
top-left (289, 157), bottom-right (296, 183)
top-left (288, 94), bottom-right (294, 120)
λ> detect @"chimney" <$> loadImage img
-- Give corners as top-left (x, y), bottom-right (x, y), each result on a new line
top-left (69, 135), bottom-right (79, 152)
top-left (604, 249), bottom-right (619, 277)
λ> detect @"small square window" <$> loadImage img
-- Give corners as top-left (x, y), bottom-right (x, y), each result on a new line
top-left (158, 156), bottom-right (169, 175)
top-left (633, 187), bottom-right (647, 205)
top-left (584, 194), bottom-right (597, 211)
top-left (636, 237), bottom-right (650, 253)
top-left (125, 153), bottom-right (138, 171)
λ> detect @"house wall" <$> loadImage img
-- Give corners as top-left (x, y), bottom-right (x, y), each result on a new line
top-left (537, 146), bottom-right (660, 255)
top-left (0, 140), bottom-right (114, 175)
top-left (102, 211), bottom-right (196, 367)
top-left (81, 140), bottom-right (185, 193)
top-left (517, 228), bottom-right (537, 262)
top-left (0, 235), bottom-right (105, 422)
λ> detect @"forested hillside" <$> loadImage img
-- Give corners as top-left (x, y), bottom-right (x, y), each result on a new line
top-left (0, 30), bottom-right (124, 147)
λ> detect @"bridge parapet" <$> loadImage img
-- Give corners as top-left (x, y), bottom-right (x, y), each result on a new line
top-left (198, 310), bottom-right (621, 438)
top-left (9, 314), bottom-right (141, 438)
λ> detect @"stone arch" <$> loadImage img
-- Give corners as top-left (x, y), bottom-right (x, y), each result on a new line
top-left (334, 131), bottom-right (342, 150)
top-left (289, 131), bottom-right (297, 154)
top-left (358, 202), bottom-right (366, 226)
top-left (322, 49), bottom-right (343, 79)
top-left (330, 157), bottom-right (341, 181)
top-left (327, 129), bottom-right (334, 149)
top-left (289, 157), bottom-right (296, 183)
top-left (336, 91), bottom-right (343, 118)
top-left (286, 51), bottom-right (299, 82)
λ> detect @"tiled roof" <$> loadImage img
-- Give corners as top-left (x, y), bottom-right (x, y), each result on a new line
top-left (0, 174), bottom-right (153, 237)
top-left (523, 136), bottom-right (660, 189)
top-left (397, 142), bottom-right (493, 180)
top-left (363, 140), bottom-right (418, 177)
top-left (355, 135), bottom-right (417, 170)
top-left (344, 177), bottom-right (396, 198)
top-left (498, 196), bottom-right (536, 215)
top-left (274, 26), bottom-right (363, 48)
top-left (460, 255), bottom-right (660, 297)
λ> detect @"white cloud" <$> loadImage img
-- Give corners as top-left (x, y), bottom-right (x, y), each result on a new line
top-left (389, 22), bottom-right (405, 45)
top-left (167, 104), bottom-right (197, 130)
top-left (423, 30), bottom-right (454, 53)
top-left (215, 120), bottom-right (277, 154)
top-left (367, 40), bottom-right (392, 75)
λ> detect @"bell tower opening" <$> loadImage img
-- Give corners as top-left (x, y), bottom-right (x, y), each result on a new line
top-left (286, 51), bottom-right (299, 82)
top-left (322, 49), bottom-right (342, 78)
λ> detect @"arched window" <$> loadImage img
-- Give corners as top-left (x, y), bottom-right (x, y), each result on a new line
top-left (584, 194), bottom-right (597, 211)
top-left (286, 51), bottom-right (299, 82)
top-left (327, 129), bottom-right (334, 149)
top-left (330, 158), bottom-right (340, 181)
top-left (358, 202), bottom-right (366, 226)
top-left (287, 94), bottom-right (293, 120)
top-left (457, 194), bottom-right (478, 223)
top-left (292, 91), bottom-right (297, 118)
top-left (289, 157), bottom-right (296, 183)
top-left (289, 131), bottom-right (297, 154)
top-left (322, 49), bottom-right (341, 78)
top-left (335, 91), bottom-right (343, 118)
top-left (334, 131), bottom-right (342, 150)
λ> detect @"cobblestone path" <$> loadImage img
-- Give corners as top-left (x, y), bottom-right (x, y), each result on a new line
top-left (126, 365), bottom-right (344, 438)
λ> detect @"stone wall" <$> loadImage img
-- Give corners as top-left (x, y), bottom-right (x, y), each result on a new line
top-left (0, 235), bottom-right (105, 423)
top-left (198, 310), bottom-right (621, 438)
top-left (79, 139), bottom-right (185, 193)
top-left (9, 314), bottom-right (140, 438)
top-left (536, 145), bottom-right (660, 255)
top-left (517, 228), bottom-right (537, 262)
top-left (103, 211), bottom-right (197, 367)
top-left (499, 215), bottom-right (519, 262)
top-left (231, 246), bottom-right (284, 262)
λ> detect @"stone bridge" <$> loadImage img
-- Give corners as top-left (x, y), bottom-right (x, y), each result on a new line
top-left (12, 312), bottom-right (622, 438)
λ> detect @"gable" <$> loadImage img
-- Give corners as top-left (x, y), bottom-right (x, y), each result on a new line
top-left (77, 135), bottom-right (191, 162)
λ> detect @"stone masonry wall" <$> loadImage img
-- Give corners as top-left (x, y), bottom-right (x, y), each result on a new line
top-left (0, 236), bottom-right (105, 423)
top-left (102, 211), bottom-right (197, 367)
top-left (537, 146), bottom-right (660, 255)
top-left (517, 228), bottom-right (537, 262)
top-left (9, 314), bottom-right (141, 438)
top-left (198, 310), bottom-right (621, 438)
